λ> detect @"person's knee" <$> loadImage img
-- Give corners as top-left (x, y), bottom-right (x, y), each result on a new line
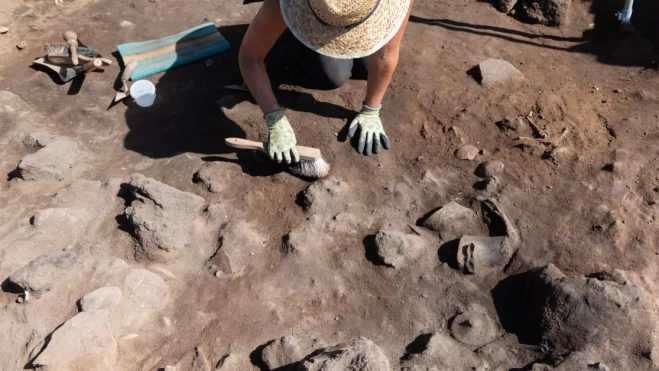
top-left (317, 66), bottom-right (351, 89)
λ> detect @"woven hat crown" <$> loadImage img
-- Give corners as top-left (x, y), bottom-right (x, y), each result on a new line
top-left (307, 0), bottom-right (379, 27)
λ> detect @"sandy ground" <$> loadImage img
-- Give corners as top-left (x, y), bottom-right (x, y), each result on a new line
top-left (1, 0), bottom-right (659, 369)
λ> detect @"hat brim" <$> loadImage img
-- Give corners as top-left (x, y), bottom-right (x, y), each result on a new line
top-left (281, 0), bottom-right (411, 59)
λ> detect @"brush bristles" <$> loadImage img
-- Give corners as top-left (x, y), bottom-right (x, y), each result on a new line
top-left (289, 158), bottom-right (330, 179)
top-left (44, 43), bottom-right (68, 54)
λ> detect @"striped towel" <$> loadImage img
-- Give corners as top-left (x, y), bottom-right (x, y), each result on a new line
top-left (117, 23), bottom-right (230, 80)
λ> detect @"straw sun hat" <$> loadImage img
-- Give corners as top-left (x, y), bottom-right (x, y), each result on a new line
top-left (281, 0), bottom-right (411, 59)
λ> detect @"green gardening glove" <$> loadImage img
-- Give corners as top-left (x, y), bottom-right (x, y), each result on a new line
top-left (265, 108), bottom-right (300, 164)
top-left (347, 103), bottom-right (391, 156)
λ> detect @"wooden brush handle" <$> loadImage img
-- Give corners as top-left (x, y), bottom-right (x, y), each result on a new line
top-left (47, 54), bottom-right (112, 66)
top-left (63, 31), bottom-right (79, 65)
top-left (83, 59), bottom-right (103, 73)
top-left (225, 138), bottom-right (321, 161)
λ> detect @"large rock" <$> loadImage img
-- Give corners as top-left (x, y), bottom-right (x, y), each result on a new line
top-left (33, 310), bottom-right (117, 370)
top-left (80, 286), bottom-right (123, 312)
top-left (402, 333), bottom-right (483, 370)
top-left (457, 235), bottom-right (514, 274)
top-left (299, 337), bottom-right (390, 371)
top-left (284, 224), bottom-right (334, 255)
top-left (519, 0), bottom-right (571, 26)
top-left (450, 304), bottom-right (498, 349)
top-left (8, 252), bottom-right (88, 298)
top-left (209, 221), bottom-right (265, 276)
top-left (375, 230), bottom-right (426, 268)
top-left (478, 59), bottom-right (524, 88)
top-left (124, 173), bottom-right (206, 262)
top-left (194, 162), bottom-right (237, 193)
top-left (422, 201), bottom-right (483, 240)
top-left (16, 132), bottom-right (78, 181)
top-left (497, 0), bottom-right (518, 13)
top-left (118, 268), bottom-right (170, 331)
top-left (526, 264), bottom-right (659, 361)
top-left (261, 336), bottom-right (304, 369)
top-left (32, 207), bottom-right (91, 235)
top-left (303, 178), bottom-right (350, 214)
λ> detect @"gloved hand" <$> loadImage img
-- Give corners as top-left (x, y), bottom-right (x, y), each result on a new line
top-left (347, 103), bottom-right (391, 156)
top-left (265, 108), bottom-right (300, 164)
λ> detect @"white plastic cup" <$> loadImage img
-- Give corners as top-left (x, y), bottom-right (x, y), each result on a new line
top-left (130, 80), bottom-right (156, 107)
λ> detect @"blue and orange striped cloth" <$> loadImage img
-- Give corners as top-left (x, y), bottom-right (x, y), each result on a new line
top-left (117, 23), bottom-right (230, 80)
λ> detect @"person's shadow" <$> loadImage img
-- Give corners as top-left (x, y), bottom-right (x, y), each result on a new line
top-left (120, 24), bottom-right (356, 175)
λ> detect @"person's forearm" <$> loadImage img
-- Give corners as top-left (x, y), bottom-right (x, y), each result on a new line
top-left (239, 57), bottom-right (280, 114)
top-left (364, 46), bottom-right (399, 108)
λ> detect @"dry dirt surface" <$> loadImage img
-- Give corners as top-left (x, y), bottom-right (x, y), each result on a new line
top-left (1, 0), bottom-right (659, 370)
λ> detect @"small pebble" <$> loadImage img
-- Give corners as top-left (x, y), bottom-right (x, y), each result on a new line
top-left (0, 27), bottom-right (8, 34)
top-left (455, 145), bottom-right (479, 161)
top-left (161, 317), bottom-right (172, 327)
top-left (16, 41), bottom-right (27, 50)
top-left (614, 89), bottom-right (623, 94)
top-left (120, 20), bottom-right (134, 28)
top-left (206, 59), bottom-right (213, 67)
top-left (475, 160), bottom-right (505, 178)
top-left (215, 270), bottom-right (222, 277)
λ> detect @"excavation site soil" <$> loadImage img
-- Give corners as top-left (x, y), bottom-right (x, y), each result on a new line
top-left (1, 0), bottom-right (659, 369)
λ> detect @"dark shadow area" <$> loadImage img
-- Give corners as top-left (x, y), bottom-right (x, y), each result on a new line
top-left (1, 277), bottom-right (24, 294)
top-left (410, 5), bottom-right (659, 67)
top-left (6, 169), bottom-right (18, 181)
top-left (466, 65), bottom-right (481, 84)
top-left (249, 340), bottom-right (274, 371)
top-left (115, 183), bottom-right (136, 235)
top-left (481, 202), bottom-right (508, 237)
top-left (24, 323), bottom-right (64, 369)
top-left (363, 234), bottom-right (391, 267)
top-left (415, 207), bottom-right (440, 226)
top-left (122, 24), bottom-right (358, 163)
top-left (400, 333), bottom-right (433, 361)
top-left (294, 189), bottom-right (308, 210)
top-left (491, 272), bottom-right (539, 345)
top-left (438, 239), bottom-right (460, 269)
top-left (201, 152), bottom-right (285, 178)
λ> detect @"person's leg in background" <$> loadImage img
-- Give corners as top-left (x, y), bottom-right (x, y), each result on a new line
top-left (293, 35), bottom-right (355, 90)
top-left (351, 56), bottom-right (370, 80)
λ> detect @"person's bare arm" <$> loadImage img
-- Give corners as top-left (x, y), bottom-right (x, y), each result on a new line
top-left (239, 0), bottom-right (287, 114)
top-left (364, 0), bottom-right (414, 107)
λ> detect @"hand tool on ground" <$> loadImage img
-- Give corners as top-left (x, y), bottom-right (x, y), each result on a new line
top-left (114, 60), bottom-right (139, 102)
top-left (63, 31), bottom-right (79, 65)
top-left (225, 138), bottom-right (330, 179)
top-left (32, 57), bottom-right (102, 83)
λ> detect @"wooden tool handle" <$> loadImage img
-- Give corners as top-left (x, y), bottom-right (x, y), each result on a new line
top-left (225, 138), bottom-right (322, 161)
top-left (83, 59), bottom-right (103, 73)
top-left (46, 54), bottom-right (112, 66)
top-left (64, 31), bottom-right (79, 65)
top-left (121, 60), bottom-right (139, 92)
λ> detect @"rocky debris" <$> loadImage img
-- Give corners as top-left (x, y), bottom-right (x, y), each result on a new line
top-left (526, 264), bottom-right (659, 362)
top-left (208, 221), bottom-right (265, 275)
top-left (482, 198), bottom-right (521, 248)
top-left (33, 310), bottom-right (117, 370)
top-left (191, 347), bottom-right (211, 371)
top-left (194, 162), bottom-right (236, 193)
top-left (519, 0), bottom-right (571, 26)
top-left (120, 20), bottom-right (135, 28)
top-left (0, 26), bottom-right (8, 34)
top-left (303, 178), bottom-right (350, 214)
top-left (422, 201), bottom-right (484, 240)
top-left (32, 207), bottom-right (90, 233)
top-left (79, 286), bottom-right (123, 312)
top-left (8, 252), bottom-right (88, 298)
top-left (16, 132), bottom-right (79, 181)
top-left (216, 353), bottom-right (254, 370)
top-left (402, 333), bottom-right (483, 370)
top-left (497, 117), bottom-right (521, 131)
top-left (300, 337), bottom-right (390, 371)
top-left (124, 173), bottom-right (206, 262)
top-left (17, 41), bottom-right (27, 50)
top-left (478, 59), bottom-right (524, 88)
top-left (118, 268), bottom-right (170, 331)
top-left (475, 160), bottom-right (505, 178)
top-left (450, 304), bottom-right (498, 348)
top-left (261, 336), bottom-right (304, 370)
top-left (498, 0), bottom-right (517, 13)
top-left (375, 230), bottom-right (426, 268)
top-left (476, 334), bottom-right (539, 370)
top-left (455, 145), bottom-right (479, 160)
top-left (457, 235), bottom-right (514, 274)
top-left (284, 224), bottom-right (333, 255)
top-left (474, 176), bottom-right (501, 194)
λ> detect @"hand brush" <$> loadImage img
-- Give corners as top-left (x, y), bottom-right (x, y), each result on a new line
top-left (225, 138), bottom-right (330, 179)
